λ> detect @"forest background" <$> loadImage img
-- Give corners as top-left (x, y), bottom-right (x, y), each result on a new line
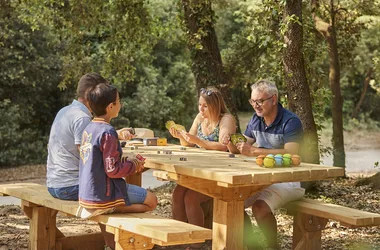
top-left (1, 0), bottom-right (380, 177)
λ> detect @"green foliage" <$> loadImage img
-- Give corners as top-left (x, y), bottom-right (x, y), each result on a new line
top-left (222, 0), bottom-right (284, 105)
top-left (15, 0), bottom-right (155, 88)
top-left (115, 60), bottom-right (197, 138)
top-left (2, 0), bottom-right (380, 167)
top-left (0, 1), bottom-right (63, 166)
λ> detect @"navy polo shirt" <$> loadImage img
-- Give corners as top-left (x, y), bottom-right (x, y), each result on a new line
top-left (243, 104), bottom-right (303, 149)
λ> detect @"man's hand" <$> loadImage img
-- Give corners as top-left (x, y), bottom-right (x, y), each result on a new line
top-left (236, 142), bottom-right (256, 156)
top-left (117, 128), bottom-right (136, 140)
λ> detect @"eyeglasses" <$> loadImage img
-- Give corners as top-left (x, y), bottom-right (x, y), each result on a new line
top-left (200, 88), bottom-right (214, 96)
top-left (248, 95), bottom-right (274, 106)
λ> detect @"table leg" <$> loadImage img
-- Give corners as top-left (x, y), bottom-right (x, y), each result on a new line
top-left (212, 199), bottom-right (244, 250)
top-left (125, 172), bottom-right (142, 186)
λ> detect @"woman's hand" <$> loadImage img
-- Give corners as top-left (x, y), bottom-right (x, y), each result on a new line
top-left (117, 128), bottom-right (136, 140)
top-left (180, 131), bottom-right (200, 145)
top-left (169, 128), bottom-right (184, 139)
top-left (221, 133), bottom-right (231, 146)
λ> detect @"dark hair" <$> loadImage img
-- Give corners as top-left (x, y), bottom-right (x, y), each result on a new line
top-left (76, 72), bottom-right (108, 99)
top-left (86, 83), bottom-right (118, 116)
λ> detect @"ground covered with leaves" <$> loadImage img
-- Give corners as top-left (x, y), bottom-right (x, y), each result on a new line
top-left (0, 164), bottom-right (379, 250)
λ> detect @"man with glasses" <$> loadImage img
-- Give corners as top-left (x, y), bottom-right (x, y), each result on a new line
top-left (225, 79), bottom-right (304, 249)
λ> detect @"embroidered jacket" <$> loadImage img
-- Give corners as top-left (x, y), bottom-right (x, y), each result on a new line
top-left (79, 122), bottom-right (136, 209)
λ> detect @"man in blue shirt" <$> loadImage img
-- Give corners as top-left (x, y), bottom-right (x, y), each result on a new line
top-left (226, 79), bottom-right (305, 249)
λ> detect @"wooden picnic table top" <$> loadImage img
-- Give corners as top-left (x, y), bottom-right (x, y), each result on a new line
top-left (122, 144), bottom-right (344, 186)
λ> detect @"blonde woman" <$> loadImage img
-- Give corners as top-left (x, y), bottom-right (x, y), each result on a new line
top-left (169, 86), bottom-right (236, 249)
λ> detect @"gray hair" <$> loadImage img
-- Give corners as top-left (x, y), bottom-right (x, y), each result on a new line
top-left (250, 79), bottom-right (278, 97)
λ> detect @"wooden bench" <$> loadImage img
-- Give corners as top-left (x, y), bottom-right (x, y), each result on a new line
top-left (0, 183), bottom-right (212, 250)
top-left (284, 198), bottom-right (380, 250)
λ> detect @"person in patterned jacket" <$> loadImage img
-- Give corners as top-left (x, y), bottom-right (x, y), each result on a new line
top-left (78, 83), bottom-right (157, 250)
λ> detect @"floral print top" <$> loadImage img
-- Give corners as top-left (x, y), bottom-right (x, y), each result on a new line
top-left (197, 121), bottom-right (220, 143)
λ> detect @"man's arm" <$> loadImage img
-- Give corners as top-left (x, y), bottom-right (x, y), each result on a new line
top-left (245, 142), bottom-right (300, 156)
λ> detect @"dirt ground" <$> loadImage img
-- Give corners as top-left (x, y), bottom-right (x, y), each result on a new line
top-left (0, 130), bottom-right (379, 250)
top-left (1, 176), bottom-right (379, 250)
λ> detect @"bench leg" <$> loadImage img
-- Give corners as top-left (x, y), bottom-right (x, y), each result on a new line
top-left (293, 213), bottom-right (328, 250)
top-left (22, 201), bottom-right (57, 250)
top-left (107, 226), bottom-right (154, 250)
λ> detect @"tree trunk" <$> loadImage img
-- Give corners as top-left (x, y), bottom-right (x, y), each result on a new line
top-left (181, 0), bottom-right (240, 131)
top-left (352, 68), bottom-right (373, 118)
top-left (355, 172), bottom-right (380, 190)
top-left (311, 0), bottom-right (345, 169)
top-left (283, 0), bottom-right (320, 165)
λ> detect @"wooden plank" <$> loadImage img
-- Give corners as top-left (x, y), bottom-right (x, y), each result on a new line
top-left (212, 199), bottom-right (244, 250)
top-left (286, 198), bottom-right (380, 226)
top-left (56, 232), bottom-right (105, 250)
top-left (1, 183), bottom-right (212, 245)
top-left (157, 172), bottom-right (267, 201)
top-left (92, 213), bottom-right (212, 244)
top-left (132, 145), bottom-right (344, 185)
top-left (0, 184), bottom-right (79, 215)
top-left (291, 169), bottom-right (313, 181)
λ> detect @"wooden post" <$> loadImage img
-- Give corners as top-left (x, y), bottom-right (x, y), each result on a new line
top-left (114, 229), bottom-right (154, 250)
top-left (28, 206), bottom-right (57, 250)
top-left (293, 212), bottom-right (328, 250)
top-left (212, 199), bottom-right (244, 250)
top-left (125, 172), bottom-right (142, 187)
top-left (201, 199), bottom-right (213, 229)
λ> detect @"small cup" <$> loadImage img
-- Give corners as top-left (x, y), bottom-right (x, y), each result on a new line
top-left (255, 155), bottom-right (266, 167)
top-left (274, 154), bottom-right (283, 167)
top-left (291, 155), bottom-right (301, 166)
top-left (283, 153), bottom-right (292, 167)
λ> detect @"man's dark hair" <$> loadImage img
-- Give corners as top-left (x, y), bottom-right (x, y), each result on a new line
top-left (76, 72), bottom-right (108, 99)
top-left (86, 83), bottom-right (118, 116)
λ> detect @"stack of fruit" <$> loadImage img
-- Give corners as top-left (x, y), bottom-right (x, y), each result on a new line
top-left (255, 154), bottom-right (301, 168)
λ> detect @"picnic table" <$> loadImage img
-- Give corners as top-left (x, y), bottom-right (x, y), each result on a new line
top-left (123, 144), bottom-right (345, 250)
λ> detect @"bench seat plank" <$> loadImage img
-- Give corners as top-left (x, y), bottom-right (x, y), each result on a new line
top-left (285, 198), bottom-right (380, 227)
top-left (0, 183), bottom-right (212, 246)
